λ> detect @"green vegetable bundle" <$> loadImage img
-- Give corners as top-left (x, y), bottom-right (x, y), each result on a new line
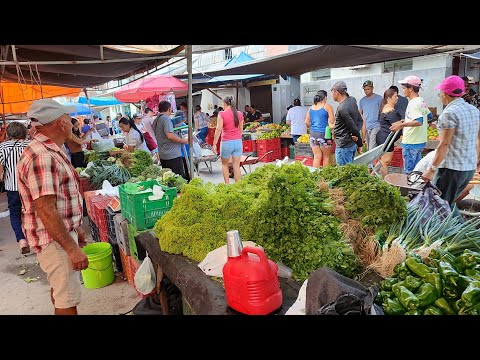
top-left (317, 164), bottom-right (407, 231)
top-left (377, 249), bottom-right (480, 315)
top-left (129, 150), bottom-right (154, 177)
top-left (85, 163), bottom-right (131, 189)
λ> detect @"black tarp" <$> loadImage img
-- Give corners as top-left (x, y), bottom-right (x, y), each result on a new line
top-left (0, 45), bottom-right (185, 88)
top-left (176, 45), bottom-right (446, 79)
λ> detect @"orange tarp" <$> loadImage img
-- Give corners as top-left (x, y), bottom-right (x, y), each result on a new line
top-left (0, 82), bottom-right (81, 114)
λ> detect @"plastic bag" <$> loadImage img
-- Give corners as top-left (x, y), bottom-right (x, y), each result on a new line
top-left (134, 254), bottom-right (156, 295)
top-left (409, 183), bottom-right (451, 225)
top-left (198, 241), bottom-right (260, 277)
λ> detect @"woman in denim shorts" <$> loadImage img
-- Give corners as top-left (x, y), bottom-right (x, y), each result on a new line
top-left (305, 90), bottom-right (335, 167)
top-left (212, 96), bottom-right (244, 183)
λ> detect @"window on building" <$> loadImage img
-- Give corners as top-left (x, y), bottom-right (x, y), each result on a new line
top-left (384, 59), bottom-right (413, 73)
top-left (224, 48), bottom-right (233, 60)
top-left (311, 68), bottom-right (331, 81)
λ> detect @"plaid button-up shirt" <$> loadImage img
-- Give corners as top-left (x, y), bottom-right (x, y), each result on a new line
top-left (17, 132), bottom-right (83, 252)
top-left (437, 98), bottom-right (480, 172)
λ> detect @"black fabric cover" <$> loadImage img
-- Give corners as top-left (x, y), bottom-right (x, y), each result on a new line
top-left (306, 267), bottom-right (383, 315)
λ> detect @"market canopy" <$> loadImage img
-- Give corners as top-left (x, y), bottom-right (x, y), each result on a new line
top-left (0, 81), bottom-right (81, 114)
top-left (0, 45), bottom-right (185, 88)
top-left (78, 96), bottom-right (124, 106)
top-left (176, 45), bottom-right (480, 78)
top-left (62, 102), bottom-right (96, 116)
top-left (114, 74), bottom-right (188, 103)
top-left (461, 50), bottom-right (480, 60)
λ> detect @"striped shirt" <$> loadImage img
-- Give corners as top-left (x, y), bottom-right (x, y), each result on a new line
top-left (17, 132), bottom-right (83, 253)
top-left (437, 98), bottom-right (480, 171)
top-left (0, 139), bottom-right (30, 191)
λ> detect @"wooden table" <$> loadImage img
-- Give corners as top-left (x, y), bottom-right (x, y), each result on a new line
top-left (136, 231), bottom-right (301, 315)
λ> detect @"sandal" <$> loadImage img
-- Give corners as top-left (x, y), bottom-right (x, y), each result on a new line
top-left (19, 239), bottom-right (30, 255)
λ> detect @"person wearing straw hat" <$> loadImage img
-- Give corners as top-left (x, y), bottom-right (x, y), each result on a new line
top-left (17, 99), bottom-right (89, 315)
top-left (421, 75), bottom-right (480, 209)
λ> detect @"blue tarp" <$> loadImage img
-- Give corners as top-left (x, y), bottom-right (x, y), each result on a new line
top-left (62, 102), bottom-right (97, 116)
top-left (78, 96), bottom-right (124, 106)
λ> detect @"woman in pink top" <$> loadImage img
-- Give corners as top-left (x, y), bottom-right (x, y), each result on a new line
top-left (213, 96), bottom-right (244, 183)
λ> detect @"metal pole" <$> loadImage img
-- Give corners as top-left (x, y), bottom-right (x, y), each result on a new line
top-left (83, 88), bottom-right (95, 128)
top-left (187, 45), bottom-right (194, 179)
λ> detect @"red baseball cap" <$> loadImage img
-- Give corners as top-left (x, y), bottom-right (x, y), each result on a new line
top-left (435, 75), bottom-right (465, 97)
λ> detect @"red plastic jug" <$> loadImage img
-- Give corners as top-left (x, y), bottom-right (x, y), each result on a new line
top-left (223, 246), bottom-right (283, 315)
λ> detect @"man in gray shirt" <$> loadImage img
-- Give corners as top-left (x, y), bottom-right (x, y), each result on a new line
top-left (359, 80), bottom-right (383, 150)
top-left (153, 100), bottom-right (189, 179)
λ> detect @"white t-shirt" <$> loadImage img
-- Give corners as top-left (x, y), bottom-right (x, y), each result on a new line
top-left (286, 106), bottom-right (309, 135)
top-left (125, 129), bottom-right (149, 152)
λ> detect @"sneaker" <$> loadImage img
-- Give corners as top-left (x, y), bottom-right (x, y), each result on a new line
top-left (18, 239), bottom-right (30, 255)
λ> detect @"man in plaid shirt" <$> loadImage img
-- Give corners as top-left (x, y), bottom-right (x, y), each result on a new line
top-left (17, 99), bottom-right (89, 315)
top-left (422, 76), bottom-right (480, 209)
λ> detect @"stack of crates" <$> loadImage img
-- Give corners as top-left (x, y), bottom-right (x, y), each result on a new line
top-left (390, 147), bottom-right (404, 168)
top-left (256, 137), bottom-right (281, 162)
top-left (294, 142), bottom-right (314, 165)
top-left (92, 197), bottom-right (114, 243)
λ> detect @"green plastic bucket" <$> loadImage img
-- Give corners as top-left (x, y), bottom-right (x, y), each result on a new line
top-left (81, 242), bottom-right (115, 289)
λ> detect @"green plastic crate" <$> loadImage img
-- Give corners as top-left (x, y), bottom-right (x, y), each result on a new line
top-left (119, 180), bottom-right (177, 231)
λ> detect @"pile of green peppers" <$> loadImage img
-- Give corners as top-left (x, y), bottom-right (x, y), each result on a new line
top-left (376, 249), bottom-right (480, 315)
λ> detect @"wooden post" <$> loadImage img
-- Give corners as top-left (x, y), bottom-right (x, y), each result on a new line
top-left (156, 264), bottom-right (169, 315)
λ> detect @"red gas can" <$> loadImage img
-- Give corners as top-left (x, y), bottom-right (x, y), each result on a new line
top-left (223, 246), bottom-right (283, 315)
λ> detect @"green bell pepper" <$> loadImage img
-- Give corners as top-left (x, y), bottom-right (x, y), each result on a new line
top-left (406, 257), bottom-right (432, 278)
top-left (434, 297), bottom-right (455, 315)
top-left (394, 262), bottom-right (411, 280)
top-left (443, 285), bottom-right (460, 300)
top-left (464, 269), bottom-right (480, 281)
top-left (392, 281), bottom-right (405, 299)
top-left (462, 301), bottom-right (480, 315)
top-left (461, 281), bottom-right (480, 307)
top-left (423, 306), bottom-right (443, 315)
top-left (454, 250), bottom-right (480, 273)
top-left (405, 309), bottom-right (422, 315)
top-left (455, 299), bottom-right (466, 313)
top-left (440, 252), bottom-right (457, 267)
top-left (383, 298), bottom-right (406, 315)
top-left (416, 283), bottom-right (438, 308)
top-left (430, 248), bottom-right (448, 260)
top-left (380, 277), bottom-right (398, 291)
top-left (424, 272), bottom-right (442, 296)
top-left (439, 261), bottom-right (460, 287)
top-left (380, 291), bottom-right (394, 303)
top-left (404, 275), bottom-right (423, 291)
top-left (397, 285), bottom-right (420, 310)
top-left (457, 275), bottom-right (474, 293)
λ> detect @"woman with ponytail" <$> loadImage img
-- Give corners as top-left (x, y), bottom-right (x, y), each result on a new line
top-left (213, 96), bottom-right (244, 183)
top-left (66, 118), bottom-right (94, 167)
top-left (119, 117), bottom-right (149, 152)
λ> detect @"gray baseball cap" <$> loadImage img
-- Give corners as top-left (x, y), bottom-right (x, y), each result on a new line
top-left (331, 81), bottom-right (347, 91)
top-left (27, 99), bottom-right (76, 126)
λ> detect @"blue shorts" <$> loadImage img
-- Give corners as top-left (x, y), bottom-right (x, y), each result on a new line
top-left (335, 143), bottom-right (357, 166)
top-left (402, 147), bottom-right (424, 174)
top-left (220, 139), bottom-right (242, 159)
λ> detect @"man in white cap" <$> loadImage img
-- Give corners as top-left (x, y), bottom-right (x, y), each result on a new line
top-left (17, 99), bottom-right (89, 315)
top-left (390, 75), bottom-right (432, 174)
top-left (422, 75), bottom-right (480, 210)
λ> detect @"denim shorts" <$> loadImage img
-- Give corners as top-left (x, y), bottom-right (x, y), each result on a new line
top-left (402, 147), bottom-right (424, 174)
top-left (220, 139), bottom-right (242, 159)
top-left (335, 143), bottom-right (357, 166)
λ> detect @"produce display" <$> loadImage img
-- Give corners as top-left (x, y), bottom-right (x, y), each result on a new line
top-left (244, 122), bottom-right (261, 131)
top-left (85, 160), bottom-right (131, 189)
top-left (317, 164), bottom-right (407, 231)
top-left (428, 126), bottom-right (439, 140)
top-left (154, 163), bottom-right (360, 281)
top-left (377, 249), bottom-right (480, 315)
top-left (127, 150), bottom-right (154, 177)
top-left (296, 134), bottom-right (310, 143)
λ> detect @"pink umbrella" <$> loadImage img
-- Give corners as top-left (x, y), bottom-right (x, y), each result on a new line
top-left (114, 74), bottom-right (188, 103)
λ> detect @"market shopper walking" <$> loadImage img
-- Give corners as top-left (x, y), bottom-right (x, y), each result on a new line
top-left (213, 96), bottom-right (244, 183)
top-left (153, 100), bottom-right (188, 179)
top-left (359, 80), bottom-right (383, 150)
top-left (286, 98), bottom-right (309, 143)
top-left (17, 99), bottom-right (89, 315)
top-left (0, 122), bottom-right (30, 254)
top-left (389, 76), bottom-right (432, 174)
top-left (304, 91), bottom-right (335, 167)
top-left (421, 75), bottom-right (480, 209)
top-left (331, 81), bottom-right (363, 165)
